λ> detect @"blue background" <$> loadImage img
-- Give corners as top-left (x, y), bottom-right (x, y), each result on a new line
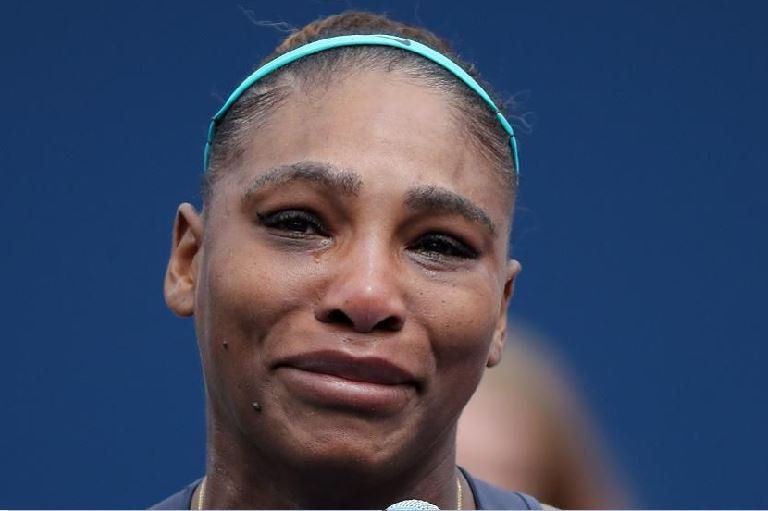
top-left (2, 0), bottom-right (766, 508)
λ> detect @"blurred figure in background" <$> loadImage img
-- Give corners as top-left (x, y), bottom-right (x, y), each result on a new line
top-left (457, 325), bottom-right (632, 509)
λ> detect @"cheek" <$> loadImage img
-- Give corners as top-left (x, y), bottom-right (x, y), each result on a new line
top-left (416, 274), bottom-right (500, 359)
top-left (195, 244), bottom-right (319, 418)
top-left (412, 273), bottom-right (501, 407)
top-left (202, 250), bottom-right (306, 340)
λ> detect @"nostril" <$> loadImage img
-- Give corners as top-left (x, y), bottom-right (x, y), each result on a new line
top-left (318, 307), bottom-right (404, 333)
top-left (325, 308), bottom-right (354, 326)
top-left (375, 316), bottom-right (403, 332)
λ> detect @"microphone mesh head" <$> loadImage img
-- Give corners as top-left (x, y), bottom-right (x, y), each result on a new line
top-left (386, 500), bottom-right (440, 510)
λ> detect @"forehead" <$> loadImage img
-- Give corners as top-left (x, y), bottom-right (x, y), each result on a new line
top-left (219, 70), bottom-right (510, 221)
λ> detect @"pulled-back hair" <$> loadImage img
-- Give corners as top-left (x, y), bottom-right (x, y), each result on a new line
top-left (202, 11), bottom-right (517, 203)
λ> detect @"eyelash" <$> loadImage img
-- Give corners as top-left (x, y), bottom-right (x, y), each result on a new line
top-left (409, 233), bottom-right (479, 260)
top-left (257, 209), bottom-right (327, 236)
top-left (256, 209), bottom-right (479, 260)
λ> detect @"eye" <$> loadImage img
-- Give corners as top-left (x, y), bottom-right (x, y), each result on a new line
top-left (257, 209), bottom-right (326, 236)
top-left (410, 233), bottom-right (479, 260)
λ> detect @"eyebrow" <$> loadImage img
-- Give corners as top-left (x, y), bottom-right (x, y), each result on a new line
top-left (241, 161), bottom-right (362, 203)
top-left (405, 185), bottom-right (497, 237)
top-left (240, 162), bottom-right (496, 237)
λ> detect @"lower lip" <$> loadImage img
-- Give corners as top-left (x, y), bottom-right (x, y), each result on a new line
top-left (277, 367), bottom-right (414, 415)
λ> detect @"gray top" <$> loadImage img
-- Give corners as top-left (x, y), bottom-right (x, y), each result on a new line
top-left (149, 469), bottom-right (542, 510)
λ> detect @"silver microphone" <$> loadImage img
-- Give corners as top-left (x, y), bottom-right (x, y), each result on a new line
top-left (386, 499), bottom-right (440, 510)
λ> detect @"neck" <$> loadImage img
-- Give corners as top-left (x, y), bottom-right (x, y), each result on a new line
top-left (202, 417), bottom-right (465, 509)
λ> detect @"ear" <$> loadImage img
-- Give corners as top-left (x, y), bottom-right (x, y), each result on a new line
top-left (487, 259), bottom-right (522, 368)
top-left (164, 203), bottom-right (204, 317)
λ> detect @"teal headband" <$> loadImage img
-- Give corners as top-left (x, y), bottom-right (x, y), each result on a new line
top-left (204, 34), bottom-right (520, 175)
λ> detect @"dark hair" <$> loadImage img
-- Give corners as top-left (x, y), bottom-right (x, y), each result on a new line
top-left (202, 11), bottom-right (517, 204)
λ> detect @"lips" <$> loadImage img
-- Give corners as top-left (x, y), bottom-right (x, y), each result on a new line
top-left (279, 351), bottom-right (416, 384)
top-left (274, 350), bottom-right (418, 414)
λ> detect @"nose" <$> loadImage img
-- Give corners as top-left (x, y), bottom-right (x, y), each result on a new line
top-left (315, 240), bottom-right (405, 333)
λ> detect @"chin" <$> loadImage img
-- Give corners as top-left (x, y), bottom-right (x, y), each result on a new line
top-left (261, 408), bottom-right (416, 473)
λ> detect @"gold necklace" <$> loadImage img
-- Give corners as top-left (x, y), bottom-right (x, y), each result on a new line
top-left (456, 472), bottom-right (464, 510)
top-left (194, 477), bottom-right (205, 510)
top-left (194, 474), bottom-right (463, 510)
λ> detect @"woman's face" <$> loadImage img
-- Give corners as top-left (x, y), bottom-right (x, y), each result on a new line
top-left (166, 70), bottom-right (520, 474)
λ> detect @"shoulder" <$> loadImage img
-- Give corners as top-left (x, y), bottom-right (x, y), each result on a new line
top-left (462, 469), bottom-right (543, 510)
top-left (148, 479), bottom-right (199, 510)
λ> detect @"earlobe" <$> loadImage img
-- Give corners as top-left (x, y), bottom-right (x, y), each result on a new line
top-left (487, 331), bottom-right (505, 368)
top-left (164, 203), bottom-right (204, 317)
top-left (487, 259), bottom-right (522, 368)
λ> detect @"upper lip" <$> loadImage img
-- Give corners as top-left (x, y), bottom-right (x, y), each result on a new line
top-left (274, 350), bottom-right (417, 385)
